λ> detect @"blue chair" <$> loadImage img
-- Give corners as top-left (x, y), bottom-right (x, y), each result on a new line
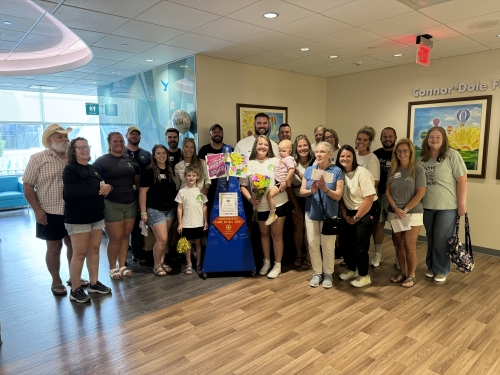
top-left (0, 176), bottom-right (28, 210)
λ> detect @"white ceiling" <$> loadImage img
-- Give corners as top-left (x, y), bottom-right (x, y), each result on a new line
top-left (0, 0), bottom-right (499, 96)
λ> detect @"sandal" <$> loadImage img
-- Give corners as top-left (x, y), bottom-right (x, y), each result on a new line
top-left (197, 265), bottom-right (203, 275)
top-left (66, 278), bottom-right (89, 287)
top-left (184, 265), bottom-right (192, 275)
top-left (391, 273), bottom-right (405, 283)
top-left (153, 266), bottom-right (167, 277)
top-left (161, 263), bottom-right (172, 273)
top-left (109, 268), bottom-right (123, 280)
top-left (301, 259), bottom-right (311, 270)
top-left (51, 284), bottom-right (67, 296)
top-left (294, 257), bottom-right (303, 267)
top-left (402, 276), bottom-right (416, 288)
top-left (119, 266), bottom-right (133, 277)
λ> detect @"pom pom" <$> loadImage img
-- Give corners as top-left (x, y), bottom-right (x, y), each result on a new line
top-left (177, 237), bottom-right (191, 254)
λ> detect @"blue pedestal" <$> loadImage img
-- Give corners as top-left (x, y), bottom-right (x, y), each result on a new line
top-left (203, 176), bottom-right (256, 275)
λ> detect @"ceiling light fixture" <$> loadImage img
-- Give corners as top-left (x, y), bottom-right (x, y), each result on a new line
top-left (1, 83), bottom-right (12, 86)
top-left (120, 44), bottom-right (129, 47)
top-left (394, 53), bottom-right (404, 57)
top-left (29, 85), bottom-right (56, 90)
top-left (329, 55), bottom-right (338, 59)
top-left (145, 59), bottom-right (154, 62)
top-left (88, 81), bottom-right (97, 84)
top-left (111, 72), bottom-right (121, 75)
top-left (497, 34), bottom-right (500, 37)
top-left (3, 21), bottom-right (12, 25)
top-left (263, 12), bottom-right (278, 18)
top-left (300, 48), bottom-right (310, 51)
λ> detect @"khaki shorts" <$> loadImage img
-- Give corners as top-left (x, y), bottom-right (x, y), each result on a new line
top-left (104, 200), bottom-right (138, 223)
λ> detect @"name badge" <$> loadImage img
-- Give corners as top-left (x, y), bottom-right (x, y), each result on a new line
top-left (159, 174), bottom-right (166, 179)
top-left (394, 172), bottom-right (401, 178)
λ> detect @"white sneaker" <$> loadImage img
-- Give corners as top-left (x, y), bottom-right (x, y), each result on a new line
top-left (370, 253), bottom-right (383, 267)
top-left (350, 275), bottom-right (372, 288)
top-left (309, 274), bottom-right (323, 288)
top-left (394, 256), bottom-right (401, 270)
top-left (267, 263), bottom-right (281, 279)
top-left (434, 274), bottom-right (447, 282)
top-left (259, 259), bottom-right (271, 275)
top-left (339, 270), bottom-right (358, 280)
top-left (425, 269), bottom-right (434, 278)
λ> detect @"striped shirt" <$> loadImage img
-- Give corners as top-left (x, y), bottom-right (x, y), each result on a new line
top-left (23, 149), bottom-right (67, 215)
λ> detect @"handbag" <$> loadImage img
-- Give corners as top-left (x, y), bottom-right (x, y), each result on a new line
top-left (318, 187), bottom-right (340, 236)
top-left (447, 213), bottom-right (474, 273)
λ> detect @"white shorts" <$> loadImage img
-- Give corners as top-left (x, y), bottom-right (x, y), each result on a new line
top-left (387, 212), bottom-right (423, 228)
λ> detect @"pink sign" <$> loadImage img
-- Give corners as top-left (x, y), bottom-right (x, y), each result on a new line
top-left (205, 154), bottom-right (226, 179)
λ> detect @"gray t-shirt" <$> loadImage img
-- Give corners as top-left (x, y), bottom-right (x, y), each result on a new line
top-left (387, 165), bottom-right (426, 213)
top-left (418, 148), bottom-right (467, 210)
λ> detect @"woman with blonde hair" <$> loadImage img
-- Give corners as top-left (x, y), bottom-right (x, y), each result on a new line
top-left (174, 138), bottom-right (210, 194)
top-left (355, 126), bottom-right (380, 185)
top-left (385, 139), bottom-right (426, 287)
top-left (418, 126), bottom-right (467, 283)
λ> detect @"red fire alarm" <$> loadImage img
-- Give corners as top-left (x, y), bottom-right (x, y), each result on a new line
top-left (416, 34), bottom-right (433, 67)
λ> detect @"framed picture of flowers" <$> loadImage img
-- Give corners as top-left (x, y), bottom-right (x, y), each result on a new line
top-left (407, 95), bottom-right (492, 178)
top-left (236, 104), bottom-right (288, 144)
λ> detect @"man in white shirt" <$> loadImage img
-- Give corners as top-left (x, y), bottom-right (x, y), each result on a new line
top-left (234, 113), bottom-right (279, 157)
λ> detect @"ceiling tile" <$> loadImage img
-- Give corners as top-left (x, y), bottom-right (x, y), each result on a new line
top-left (435, 44), bottom-right (489, 57)
top-left (322, 0), bottom-right (413, 26)
top-left (267, 57), bottom-right (323, 71)
top-left (0, 0), bottom-right (45, 20)
top-left (31, 1), bottom-right (59, 13)
top-left (238, 30), bottom-right (303, 49)
top-left (360, 11), bottom-right (441, 37)
top-left (0, 40), bottom-right (18, 51)
top-left (0, 15), bottom-right (37, 33)
top-left (85, 57), bottom-right (117, 67)
top-left (227, 0), bottom-right (315, 28)
top-left (274, 14), bottom-right (351, 39)
top-left (274, 41), bottom-right (333, 56)
top-left (92, 35), bottom-right (157, 53)
top-left (306, 48), bottom-right (363, 62)
top-left (32, 76), bottom-right (78, 84)
top-left (0, 77), bottom-right (35, 84)
top-left (23, 34), bottom-right (77, 49)
top-left (389, 25), bottom-right (462, 46)
top-left (192, 18), bottom-right (266, 41)
top-left (203, 43), bottom-right (267, 59)
top-left (45, 70), bottom-right (89, 79)
top-left (485, 40), bottom-right (500, 49)
top-left (466, 28), bottom-right (500, 44)
top-left (284, 0), bottom-right (356, 13)
top-left (313, 28), bottom-right (381, 48)
top-left (75, 78), bottom-right (112, 86)
top-left (30, 20), bottom-right (68, 38)
top-left (89, 47), bottom-right (136, 61)
top-left (164, 32), bottom-right (231, 51)
top-left (0, 28), bottom-right (26, 43)
top-left (123, 45), bottom-right (197, 64)
top-left (237, 51), bottom-right (297, 65)
top-left (111, 20), bottom-right (185, 44)
top-left (169, 0), bottom-right (259, 16)
top-left (63, 0), bottom-right (162, 19)
top-left (15, 43), bottom-right (65, 54)
top-left (53, 5), bottom-right (129, 34)
top-left (136, 2), bottom-right (220, 32)
top-left (447, 12), bottom-right (500, 35)
top-left (345, 38), bottom-right (407, 55)
top-left (71, 65), bottom-right (102, 73)
top-left (431, 36), bottom-right (482, 53)
top-left (81, 73), bottom-right (123, 82)
top-left (368, 47), bottom-right (416, 62)
top-left (419, 0), bottom-right (500, 24)
top-left (106, 61), bottom-right (153, 72)
top-left (70, 29), bottom-right (107, 45)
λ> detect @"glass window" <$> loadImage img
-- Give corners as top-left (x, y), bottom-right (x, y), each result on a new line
top-left (43, 93), bottom-right (100, 124)
top-left (0, 91), bottom-right (41, 122)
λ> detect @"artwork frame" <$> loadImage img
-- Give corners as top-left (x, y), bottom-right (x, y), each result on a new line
top-left (236, 104), bottom-right (288, 144)
top-left (407, 95), bottom-right (492, 179)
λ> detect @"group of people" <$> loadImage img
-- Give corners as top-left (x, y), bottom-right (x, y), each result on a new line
top-left (24, 114), bottom-right (467, 303)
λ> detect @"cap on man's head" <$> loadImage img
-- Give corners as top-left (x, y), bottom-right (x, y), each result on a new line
top-left (127, 125), bottom-right (141, 134)
top-left (42, 123), bottom-right (72, 148)
top-left (210, 124), bottom-right (223, 132)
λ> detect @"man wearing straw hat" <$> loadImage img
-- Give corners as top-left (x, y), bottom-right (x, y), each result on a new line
top-left (24, 124), bottom-right (77, 296)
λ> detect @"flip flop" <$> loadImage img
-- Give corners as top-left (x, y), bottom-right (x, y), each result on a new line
top-left (294, 257), bottom-right (303, 267)
top-left (51, 285), bottom-right (67, 296)
top-left (184, 265), bottom-right (192, 275)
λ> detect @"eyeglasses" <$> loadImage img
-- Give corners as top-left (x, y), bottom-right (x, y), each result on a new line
top-left (76, 145), bottom-right (91, 151)
top-left (325, 136), bottom-right (335, 140)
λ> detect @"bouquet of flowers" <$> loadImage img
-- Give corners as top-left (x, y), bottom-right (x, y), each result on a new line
top-left (250, 173), bottom-right (271, 221)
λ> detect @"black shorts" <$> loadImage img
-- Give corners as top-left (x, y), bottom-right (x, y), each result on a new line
top-left (182, 227), bottom-right (205, 240)
top-left (36, 213), bottom-right (68, 241)
top-left (257, 202), bottom-right (291, 222)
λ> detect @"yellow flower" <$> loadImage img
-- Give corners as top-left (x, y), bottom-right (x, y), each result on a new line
top-left (447, 126), bottom-right (480, 151)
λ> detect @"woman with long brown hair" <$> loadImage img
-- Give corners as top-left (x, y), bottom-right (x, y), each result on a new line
top-left (174, 138), bottom-right (210, 194)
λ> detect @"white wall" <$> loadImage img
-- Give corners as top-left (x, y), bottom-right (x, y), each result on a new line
top-left (326, 48), bottom-right (500, 252)
top-left (195, 55), bottom-right (326, 147)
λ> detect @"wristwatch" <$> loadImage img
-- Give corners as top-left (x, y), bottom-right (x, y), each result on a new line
top-left (354, 216), bottom-right (361, 222)
top-left (403, 207), bottom-right (409, 214)
top-left (392, 205), bottom-right (398, 210)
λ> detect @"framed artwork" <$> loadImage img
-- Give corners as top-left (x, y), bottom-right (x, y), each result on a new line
top-left (407, 95), bottom-right (492, 178)
top-left (236, 104), bottom-right (288, 144)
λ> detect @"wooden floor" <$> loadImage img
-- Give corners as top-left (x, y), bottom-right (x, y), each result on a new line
top-left (1, 209), bottom-right (500, 374)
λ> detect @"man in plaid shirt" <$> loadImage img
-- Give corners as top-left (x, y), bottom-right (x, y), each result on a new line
top-left (23, 124), bottom-right (75, 296)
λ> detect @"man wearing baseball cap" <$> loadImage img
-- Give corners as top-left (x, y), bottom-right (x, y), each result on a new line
top-left (23, 124), bottom-right (78, 296)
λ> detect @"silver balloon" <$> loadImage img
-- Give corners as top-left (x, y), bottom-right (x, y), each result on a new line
top-left (172, 109), bottom-right (191, 134)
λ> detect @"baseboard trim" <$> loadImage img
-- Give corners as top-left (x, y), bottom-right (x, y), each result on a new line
top-left (384, 229), bottom-right (499, 257)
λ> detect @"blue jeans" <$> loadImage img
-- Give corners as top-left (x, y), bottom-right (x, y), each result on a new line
top-left (423, 209), bottom-right (457, 276)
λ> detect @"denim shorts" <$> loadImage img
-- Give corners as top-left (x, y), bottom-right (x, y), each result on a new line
top-left (147, 207), bottom-right (176, 226)
top-left (64, 219), bottom-right (105, 236)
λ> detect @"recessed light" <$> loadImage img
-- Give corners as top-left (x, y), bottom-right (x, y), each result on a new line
top-left (300, 48), bottom-right (310, 51)
top-left (88, 81), bottom-right (97, 84)
top-left (111, 71), bottom-right (121, 75)
top-left (120, 44), bottom-right (129, 47)
top-left (263, 12), bottom-right (278, 18)
top-left (3, 21), bottom-right (12, 25)
top-left (329, 55), bottom-right (338, 59)
top-left (29, 85), bottom-right (56, 90)
top-left (394, 53), bottom-right (403, 57)
top-left (497, 34), bottom-right (500, 37)
top-left (145, 59), bottom-right (154, 62)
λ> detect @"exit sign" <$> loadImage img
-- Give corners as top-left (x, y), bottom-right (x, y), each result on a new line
top-left (85, 103), bottom-right (99, 115)
top-left (416, 44), bottom-right (431, 67)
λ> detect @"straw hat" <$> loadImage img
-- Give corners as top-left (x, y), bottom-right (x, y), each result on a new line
top-left (42, 124), bottom-right (72, 148)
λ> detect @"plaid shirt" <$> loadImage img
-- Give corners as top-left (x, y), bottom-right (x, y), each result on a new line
top-left (23, 149), bottom-right (67, 215)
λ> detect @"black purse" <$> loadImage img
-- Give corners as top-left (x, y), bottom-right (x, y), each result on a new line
top-left (318, 188), bottom-right (340, 235)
